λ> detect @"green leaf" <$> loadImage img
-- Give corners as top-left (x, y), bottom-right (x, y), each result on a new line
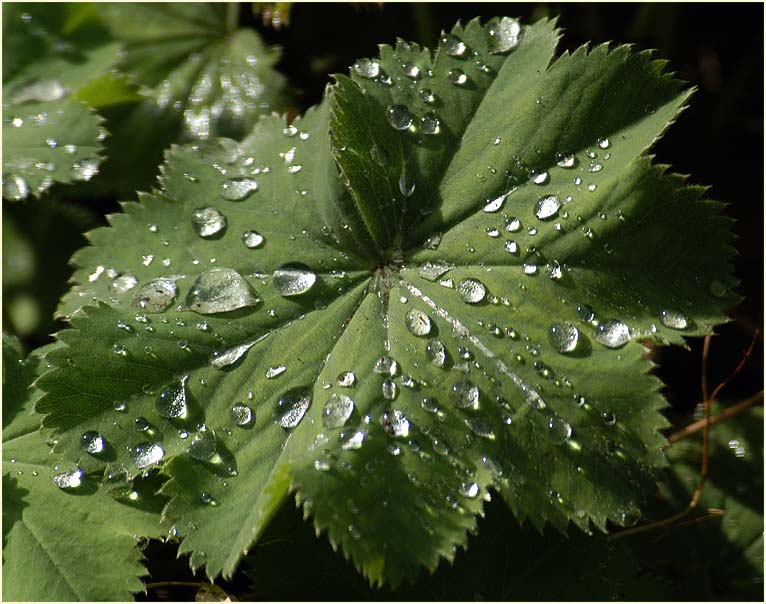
top-left (2, 3), bottom-right (116, 200)
top-left (99, 2), bottom-right (289, 140)
top-left (2, 334), bottom-right (166, 601)
top-left (37, 16), bottom-right (736, 586)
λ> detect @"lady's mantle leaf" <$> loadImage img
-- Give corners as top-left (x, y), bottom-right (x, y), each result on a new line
top-left (2, 335), bottom-right (165, 601)
top-left (37, 17), bottom-right (736, 586)
top-left (99, 2), bottom-right (288, 140)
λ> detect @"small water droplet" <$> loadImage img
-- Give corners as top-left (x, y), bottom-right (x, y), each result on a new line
top-left (426, 338), bottom-right (447, 367)
top-left (460, 481), bottom-right (480, 498)
top-left (52, 467), bottom-right (84, 489)
top-left (386, 104), bottom-right (414, 130)
top-left (547, 417), bottom-right (573, 443)
top-left (419, 88), bottom-right (436, 104)
top-left (81, 431), bottom-right (106, 454)
top-left (131, 442), bottom-right (164, 469)
top-left (530, 169), bottom-right (549, 185)
top-left (597, 137), bottom-right (611, 149)
top-left (381, 409), bottom-right (410, 437)
top-left (373, 356), bottom-right (398, 376)
top-left (71, 158), bottom-right (99, 181)
top-left (275, 389), bottom-right (311, 429)
top-left (420, 111), bottom-right (440, 135)
top-left (450, 379), bottom-right (479, 409)
top-left (549, 323), bottom-right (580, 353)
top-left (556, 153), bottom-right (576, 168)
top-left (191, 207), bottom-right (227, 238)
top-left (273, 263), bottom-right (317, 296)
top-left (660, 309), bottom-right (689, 330)
top-left (230, 403), bottom-right (254, 427)
top-left (382, 378), bottom-right (398, 400)
top-left (210, 341), bottom-right (255, 368)
top-left (593, 320), bottom-right (631, 348)
top-left (401, 62), bottom-right (421, 79)
top-left (188, 429), bottom-right (217, 461)
top-left (220, 177), bottom-right (258, 201)
top-left (441, 33), bottom-right (467, 56)
top-left (337, 371), bottom-right (356, 387)
top-left (156, 376), bottom-right (188, 419)
top-left (457, 278), bottom-right (486, 304)
top-left (353, 58), bottom-right (380, 79)
top-left (242, 230), bottom-right (264, 248)
top-left (266, 365), bottom-right (287, 379)
top-left (323, 393), bottom-right (355, 428)
top-left (448, 68), bottom-right (468, 86)
top-left (187, 267), bottom-right (260, 314)
top-left (601, 411), bottom-right (617, 426)
top-left (505, 217), bottom-right (521, 232)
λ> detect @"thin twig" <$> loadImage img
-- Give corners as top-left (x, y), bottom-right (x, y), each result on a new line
top-left (145, 581), bottom-right (205, 590)
top-left (701, 335), bottom-right (712, 402)
top-left (708, 324), bottom-right (760, 403)
top-left (649, 509), bottom-right (726, 543)
top-left (668, 390), bottom-right (764, 444)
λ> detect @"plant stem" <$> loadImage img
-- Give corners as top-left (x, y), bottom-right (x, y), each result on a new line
top-left (668, 390), bottom-right (764, 444)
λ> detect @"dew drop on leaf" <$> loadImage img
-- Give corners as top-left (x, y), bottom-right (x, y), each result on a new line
top-left (71, 158), bottom-right (99, 181)
top-left (548, 322), bottom-right (580, 353)
top-left (369, 144), bottom-right (390, 167)
top-left (187, 267), bottom-right (260, 314)
top-left (456, 278), bottom-right (486, 304)
top-left (381, 409), bottom-right (410, 437)
top-left (210, 341), bottom-right (255, 368)
top-left (593, 320), bottom-right (631, 348)
top-left (535, 195), bottom-right (561, 220)
top-left (505, 217), bottom-right (521, 232)
top-left (418, 260), bottom-right (454, 282)
top-left (460, 481), bottom-right (480, 498)
top-left (242, 230), bottom-right (265, 248)
top-left (188, 429), bottom-right (217, 461)
top-left (556, 153), bottom-right (576, 168)
top-left (132, 278), bottom-right (177, 312)
top-left (547, 417), bottom-right (573, 443)
top-left (373, 355), bottom-right (398, 376)
top-left (131, 442), bottom-right (164, 469)
top-left (2, 174), bottom-right (29, 201)
top-left (191, 207), bottom-right (227, 238)
top-left (660, 308), bottom-right (689, 330)
top-left (110, 273), bottom-right (138, 294)
top-left (272, 263), bottom-right (317, 296)
top-left (465, 417), bottom-right (495, 439)
top-left (601, 411), bottom-right (617, 426)
top-left (420, 112), bottom-right (440, 135)
top-left (405, 308), bottom-right (432, 336)
top-left (441, 33), bottom-right (467, 56)
top-left (486, 16), bottom-right (521, 54)
top-left (382, 378), bottom-right (398, 400)
top-left (353, 58), bottom-right (380, 78)
top-left (52, 467), bottom-right (83, 489)
top-left (337, 371), bottom-right (356, 387)
top-left (426, 338), bottom-right (447, 367)
top-left (449, 379), bottom-right (479, 409)
top-left (230, 403), bottom-right (254, 427)
top-left (385, 104), bottom-right (414, 130)
top-left (156, 376), bottom-right (188, 419)
top-left (220, 177), bottom-right (258, 201)
top-left (81, 431), bottom-right (106, 454)
top-left (401, 62), bottom-right (421, 79)
top-left (275, 389), bottom-right (311, 429)
top-left (447, 68), bottom-right (468, 86)
top-left (419, 88), bottom-right (436, 104)
top-left (323, 393), bottom-right (355, 428)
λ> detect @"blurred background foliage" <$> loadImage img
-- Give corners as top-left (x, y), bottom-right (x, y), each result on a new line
top-left (3, 2), bottom-right (763, 601)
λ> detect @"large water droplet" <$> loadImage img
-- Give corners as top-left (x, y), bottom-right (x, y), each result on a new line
top-left (381, 409), bottom-right (410, 437)
top-left (386, 104), bottom-right (414, 130)
top-left (275, 389), bottom-right (311, 429)
top-left (110, 273), bottom-right (138, 294)
top-left (660, 309), bottom-right (689, 330)
top-left (230, 403), bottom-right (254, 427)
top-left (593, 320), bottom-right (631, 348)
top-left (448, 68), bottom-right (468, 86)
top-left (131, 442), bottom-right (164, 469)
top-left (81, 431), bottom-right (106, 454)
top-left (273, 264), bottom-right (317, 296)
top-left (242, 230), bottom-right (264, 248)
top-left (156, 376), bottom-right (188, 419)
top-left (449, 379), bottom-right (479, 409)
top-left (418, 261), bottom-right (453, 282)
top-left (323, 393), bottom-right (355, 428)
top-left (373, 356), bottom-right (398, 376)
top-left (353, 58), bottom-right (380, 79)
top-left (487, 17), bottom-right (521, 54)
top-left (426, 338), bottom-right (446, 367)
top-left (220, 177), bottom-right (258, 201)
top-left (210, 341), bottom-right (256, 368)
top-left (441, 33), bottom-right (467, 56)
top-left (405, 308), bottom-right (432, 336)
top-left (52, 467), bottom-right (83, 489)
top-left (420, 112), bottom-right (440, 135)
top-left (547, 417), bottom-right (573, 443)
top-left (188, 429), bottom-right (217, 461)
top-left (457, 278), bottom-right (486, 304)
top-left (187, 268), bottom-right (260, 314)
top-left (549, 323), bottom-right (580, 353)
top-left (132, 278), bottom-right (177, 313)
top-left (535, 195), bottom-right (561, 220)
top-left (191, 207), bottom-right (227, 238)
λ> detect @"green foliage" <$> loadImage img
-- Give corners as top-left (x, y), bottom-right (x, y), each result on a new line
top-left (3, 7), bottom-right (748, 599)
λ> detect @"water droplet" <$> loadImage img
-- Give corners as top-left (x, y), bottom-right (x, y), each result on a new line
top-left (547, 417), bottom-right (573, 443)
top-left (287, 164), bottom-right (303, 174)
top-left (187, 267), bottom-right (260, 314)
top-left (448, 68), bottom-right (468, 86)
top-left (275, 389), bottom-right (311, 429)
top-left (382, 378), bottom-right (398, 400)
top-left (381, 409), bottom-right (410, 437)
top-left (441, 33), bottom-right (467, 56)
top-left (81, 431), bottom-right (106, 454)
top-left (549, 323), bottom-right (580, 353)
top-left (191, 207), bottom-right (227, 238)
top-left (317, 389), bottom-right (357, 428)
top-left (210, 341), bottom-right (255, 368)
top-left (597, 137), bottom-right (611, 149)
top-left (601, 411), bottom-right (617, 426)
top-left (576, 304), bottom-right (595, 322)
top-left (418, 261), bottom-right (453, 282)
top-left (556, 153), bottom-right (576, 168)
top-left (242, 230), bottom-right (264, 248)
top-left (405, 308), bottom-right (432, 337)
top-left (419, 88), bottom-right (436, 104)
top-left (460, 481), bottom-right (480, 498)
top-left (530, 170), bottom-right (549, 185)
top-left (504, 240), bottom-right (519, 254)
top-left (522, 384), bottom-right (546, 409)
top-left (188, 428), bottom-right (217, 461)
top-left (385, 104), bottom-right (414, 130)
top-left (465, 417), bottom-right (495, 439)
top-left (487, 16), bottom-right (521, 53)
top-left (337, 371), bottom-right (356, 387)
top-left (660, 309), bottom-right (689, 330)
top-left (374, 356), bottom-right (398, 376)
top-left (398, 172), bottom-right (415, 197)
top-left (535, 195), bottom-right (561, 220)
top-left (52, 467), bottom-right (83, 489)
top-left (709, 280), bottom-right (727, 298)
top-left (132, 278), bottom-right (177, 312)
top-left (369, 144), bottom-right (389, 167)
top-left (483, 190), bottom-right (511, 213)
top-left (131, 442), bottom-right (164, 469)
top-left (220, 177), bottom-right (258, 201)
top-left (423, 232), bottom-right (442, 250)
top-left (426, 338), bottom-right (447, 368)
top-left (593, 320), bottom-right (631, 348)
top-left (457, 278), bottom-right (486, 304)
top-left (450, 379), bottom-right (479, 409)
top-left (353, 58), bottom-right (380, 79)
top-left (266, 365), bottom-right (287, 379)
top-left (314, 459), bottom-right (331, 472)
top-left (2, 174), bottom-right (29, 200)
top-left (71, 158), bottom-right (99, 181)
top-left (402, 62), bottom-right (421, 79)
top-left (522, 263), bottom-right (538, 276)
top-left (420, 112), bottom-right (440, 135)
top-left (156, 376), bottom-right (188, 419)
top-left (273, 264), bottom-right (317, 296)
top-left (230, 403), bottom-right (254, 427)
top-left (505, 217), bottom-right (521, 232)
top-left (200, 492), bottom-right (218, 506)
